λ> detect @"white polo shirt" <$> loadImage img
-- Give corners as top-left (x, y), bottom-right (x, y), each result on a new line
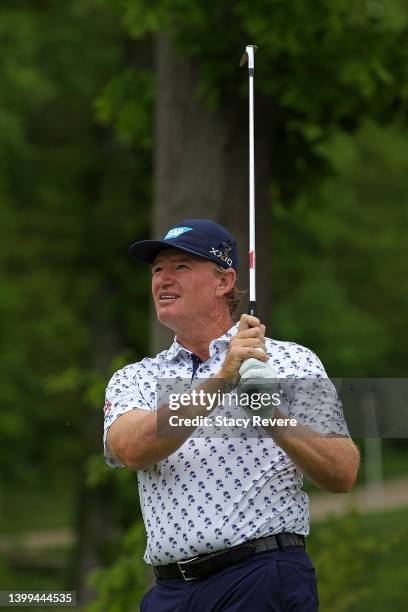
top-left (103, 323), bottom-right (349, 565)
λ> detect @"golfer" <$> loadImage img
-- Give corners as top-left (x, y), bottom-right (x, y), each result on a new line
top-left (103, 218), bottom-right (359, 611)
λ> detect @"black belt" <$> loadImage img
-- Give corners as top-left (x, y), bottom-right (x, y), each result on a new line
top-left (153, 533), bottom-right (305, 582)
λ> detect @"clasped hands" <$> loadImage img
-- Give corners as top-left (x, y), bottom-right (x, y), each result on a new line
top-left (218, 314), bottom-right (280, 418)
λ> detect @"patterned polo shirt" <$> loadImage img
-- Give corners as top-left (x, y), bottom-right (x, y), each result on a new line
top-left (103, 323), bottom-right (349, 565)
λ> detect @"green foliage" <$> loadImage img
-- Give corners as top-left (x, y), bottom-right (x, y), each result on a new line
top-left (1, 0), bottom-right (408, 603)
top-left (95, 69), bottom-right (154, 148)
top-left (0, 481), bottom-right (74, 535)
top-left (0, 8), bottom-right (55, 155)
top-left (0, 0), bottom-right (151, 486)
top-left (308, 510), bottom-right (395, 611)
top-left (310, 511), bottom-right (376, 610)
top-left (113, 0), bottom-right (408, 119)
top-left (44, 354), bottom-right (145, 521)
top-left (99, 0), bottom-right (408, 249)
top-left (308, 507), bottom-right (408, 611)
top-left (0, 555), bottom-right (12, 589)
top-left (271, 121), bottom-right (408, 375)
top-left (45, 364), bottom-right (110, 411)
top-left (85, 521), bottom-right (148, 612)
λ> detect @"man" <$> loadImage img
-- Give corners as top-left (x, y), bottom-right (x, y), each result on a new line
top-left (103, 218), bottom-right (359, 611)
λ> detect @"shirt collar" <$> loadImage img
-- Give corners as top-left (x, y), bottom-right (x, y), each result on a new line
top-left (165, 322), bottom-right (239, 362)
top-left (165, 337), bottom-right (190, 361)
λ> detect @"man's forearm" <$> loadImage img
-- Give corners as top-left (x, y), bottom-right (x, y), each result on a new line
top-left (264, 410), bottom-right (360, 493)
top-left (117, 376), bottom-right (231, 469)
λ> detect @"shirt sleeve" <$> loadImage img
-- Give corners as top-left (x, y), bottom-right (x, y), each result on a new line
top-left (286, 347), bottom-right (350, 437)
top-left (103, 363), bottom-right (153, 468)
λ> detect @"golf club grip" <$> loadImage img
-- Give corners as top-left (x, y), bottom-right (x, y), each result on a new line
top-left (248, 301), bottom-right (257, 317)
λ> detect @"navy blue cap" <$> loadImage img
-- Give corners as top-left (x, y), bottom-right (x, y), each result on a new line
top-left (129, 218), bottom-right (238, 271)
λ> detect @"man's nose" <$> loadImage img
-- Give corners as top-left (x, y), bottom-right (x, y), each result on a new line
top-left (156, 269), bottom-right (175, 286)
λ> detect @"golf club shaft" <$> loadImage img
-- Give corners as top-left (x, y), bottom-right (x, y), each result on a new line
top-left (240, 45), bottom-right (257, 317)
top-left (239, 45), bottom-right (263, 378)
top-left (248, 56), bottom-right (256, 317)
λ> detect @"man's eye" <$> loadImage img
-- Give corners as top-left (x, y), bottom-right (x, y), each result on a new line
top-left (177, 264), bottom-right (189, 269)
top-left (152, 267), bottom-right (162, 274)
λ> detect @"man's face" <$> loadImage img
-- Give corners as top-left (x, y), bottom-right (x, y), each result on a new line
top-left (151, 249), bottom-right (224, 329)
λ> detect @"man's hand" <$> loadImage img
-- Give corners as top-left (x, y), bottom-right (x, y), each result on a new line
top-left (239, 358), bottom-right (279, 393)
top-left (238, 358), bottom-right (280, 418)
top-left (217, 314), bottom-right (268, 385)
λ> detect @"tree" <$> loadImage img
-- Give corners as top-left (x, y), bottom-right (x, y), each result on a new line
top-left (0, 0), bottom-right (151, 603)
top-left (2, 0), bottom-right (408, 607)
top-left (105, 0), bottom-right (408, 350)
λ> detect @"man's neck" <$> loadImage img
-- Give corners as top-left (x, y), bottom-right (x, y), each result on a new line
top-left (174, 313), bottom-right (235, 362)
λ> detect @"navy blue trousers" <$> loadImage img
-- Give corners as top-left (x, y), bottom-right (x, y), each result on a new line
top-left (140, 550), bottom-right (319, 611)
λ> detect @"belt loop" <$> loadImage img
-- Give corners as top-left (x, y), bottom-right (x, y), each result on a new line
top-left (286, 533), bottom-right (294, 547)
top-left (275, 534), bottom-right (284, 550)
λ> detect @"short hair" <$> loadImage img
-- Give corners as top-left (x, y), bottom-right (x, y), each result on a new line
top-left (212, 264), bottom-right (246, 316)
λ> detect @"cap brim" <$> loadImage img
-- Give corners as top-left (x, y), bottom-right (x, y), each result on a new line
top-left (129, 240), bottom-right (219, 266)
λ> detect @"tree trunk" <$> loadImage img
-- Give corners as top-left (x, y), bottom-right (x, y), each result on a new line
top-left (152, 33), bottom-right (273, 354)
top-left (70, 282), bottom-right (120, 606)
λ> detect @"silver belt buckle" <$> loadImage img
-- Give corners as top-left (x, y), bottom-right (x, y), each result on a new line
top-left (177, 556), bottom-right (200, 581)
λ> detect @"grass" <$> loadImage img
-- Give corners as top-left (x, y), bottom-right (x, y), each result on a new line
top-left (348, 508), bottom-right (408, 612)
top-left (0, 481), bottom-right (74, 536)
top-left (308, 506), bottom-right (408, 612)
top-left (0, 480), bottom-right (75, 598)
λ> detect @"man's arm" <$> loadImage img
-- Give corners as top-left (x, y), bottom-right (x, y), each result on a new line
top-left (265, 412), bottom-right (360, 493)
top-left (218, 317), bottom-right (360, 493)
top-left (107, 376), bottom-right (232, 470)
top-left (107, 314), bottom-right (266, 470)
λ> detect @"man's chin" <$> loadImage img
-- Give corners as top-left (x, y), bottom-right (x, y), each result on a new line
top-left (156, 306), bottom-right (182, 328)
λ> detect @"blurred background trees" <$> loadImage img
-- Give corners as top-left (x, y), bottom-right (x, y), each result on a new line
top-left (0, 0), bottom-right (407, 609)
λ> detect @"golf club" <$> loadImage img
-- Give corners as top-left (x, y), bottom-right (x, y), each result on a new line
top-left (239, 44), bottom-right (268, 382)
top-left (239, 44), bottom-right (257, 318)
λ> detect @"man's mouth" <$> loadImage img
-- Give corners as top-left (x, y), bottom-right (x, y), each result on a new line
top-left (159, 294), bottom-right (180, 303)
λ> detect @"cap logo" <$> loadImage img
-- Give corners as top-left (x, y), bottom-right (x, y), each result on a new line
top-left (221, 241), bottom-right (232, 255)
top-left (164, 226), bottom-right (193, 240)
top-left (210, 246), bottom-right (233, 267)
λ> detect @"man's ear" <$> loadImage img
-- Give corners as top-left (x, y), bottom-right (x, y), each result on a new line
top-left (214, 268), bottom-right (236, 297)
